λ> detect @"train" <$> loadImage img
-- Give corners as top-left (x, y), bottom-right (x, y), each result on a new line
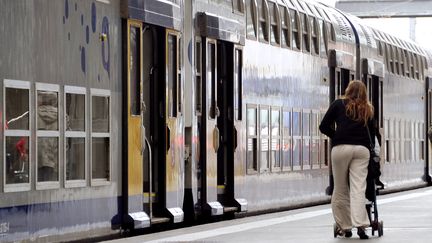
top-left (0, 0), bottom-right (431, 242)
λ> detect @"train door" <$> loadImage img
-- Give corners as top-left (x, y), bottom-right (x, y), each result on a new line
top-left (426, 77), bottom-right (432, 182)
top-left (326, 67), bottom-right (351, 195)
top-left (124, 21), bottom-right (184, 229)
top-left (215, 41), bottom-right (246, 213)
top-left (146, 28), bottom-right (184, 223)
top-left (199, 38), bottom-right (223, 216)
top-left (124, 20), bottom-right (151, 229)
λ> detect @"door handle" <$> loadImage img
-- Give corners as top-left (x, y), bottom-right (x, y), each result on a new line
top-left (166, 126), bottom-right (171, 152)
top-left (213, 126), bottom-right (220, 152)
top-left (141, 125), bottom-right (146, 155)
top-left (234, 127), bottom-right (238, 151)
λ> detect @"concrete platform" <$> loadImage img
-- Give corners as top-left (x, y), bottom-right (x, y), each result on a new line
top-left (103, 187), bottom-right (432, 242)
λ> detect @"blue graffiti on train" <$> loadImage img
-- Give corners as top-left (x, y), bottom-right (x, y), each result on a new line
top-left (62, 0), bottom-right (110, 78)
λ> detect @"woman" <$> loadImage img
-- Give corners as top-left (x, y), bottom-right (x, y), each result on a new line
top-left (319, 80), bottom-right (374, 239)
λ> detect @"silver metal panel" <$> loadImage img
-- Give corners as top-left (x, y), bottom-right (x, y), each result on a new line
top-left (128, 211), bottom-right (151, 229)
top-left (167, 207), bottom-right (184, 223)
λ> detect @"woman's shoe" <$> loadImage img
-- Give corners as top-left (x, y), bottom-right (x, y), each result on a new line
top-left (344, 230), bottom-right (352, 238)
top-left (357, 227), bottom-right (369, 239)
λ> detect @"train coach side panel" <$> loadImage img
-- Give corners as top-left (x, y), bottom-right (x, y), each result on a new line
top-left (0, 0), bottom-right (122, 241)
top-left (237, 40), bottom-right (331, 212)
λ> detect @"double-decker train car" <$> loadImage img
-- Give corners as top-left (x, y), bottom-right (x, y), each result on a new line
top-left (0, 0), bottom-right (431, 242)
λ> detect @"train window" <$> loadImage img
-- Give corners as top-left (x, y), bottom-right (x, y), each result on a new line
top-left (301, 13), bottom-right (310, 53)
top-left (414, 53), bottom-right (420, 80)
top-left (410, 52), bottom-right (415, 78)
top-left (65, 86), bottom-right (86, 187)
top-left (279, 5), bottom-right (290, 48)
top-left (246, 0), bottom-right (257, 39)
top-left (290, 9), bottom-right (301, 50)
top-left (319, 111), bottom-right (329, 167)
top-left (36, 83), bottom-right (60, 189)
top-left (292, 110), bottom-right (301, 170)
top-left (400, 49), bottom-right (405, 76)
top-left (403, 50), bottom-right (410, 77)
top-left (247, 105), bottom-right (258, 173)
top-left (207, 41), bottom-right (217, 119)
top-left (420, 57), bottom-right (426, 80)
top-left (322, 22), bottom-right (329, 56)
top-left (388, 45), bottom-right (394, 73)
top-left (311, 17), bottom-right (319, 55)
top-left (384, 119), bottom-right (389, 163)
top-left (233, 0), bottom-right (245, 13)
top-left (302, 110), bottom-right (310, 169)
top-left (258, 0), bottom-right (269, 43)
top-left (420, 121), bottom-right (425, 161)
top-left (282, 109), bottom-right (292, 171)
top-left (311, 111), bottom-right (319, 168)
top-left (260, 106), bottom-right (270, 172)
top-left (394, 47), bottom-right (400, 75)
top-left (269, 2), bottom-right (280, 46)
top-left (417, 55), bottom-right (423, 80)
top-left (91, 89), bottom-right (111, 184)
top-left (330, 24), bottom-right (336, 42)
top-left (271, 108), bottom-right (281, 170)
top-left (168, 33), bottom-right (178, 117)
top-left (4, 80), bottom-right (31, 192)
top-left (195, 39), bottom-right (202, 115)
top-left (378, 42), bottom-right (383, 56)
top-left (129, 26), bottom-right (141, 116)
top-left (234, 48), bottom-right (243, 120)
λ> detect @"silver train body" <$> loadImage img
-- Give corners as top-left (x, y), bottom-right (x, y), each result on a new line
top-left (0, 0), bottom-right (431, 242)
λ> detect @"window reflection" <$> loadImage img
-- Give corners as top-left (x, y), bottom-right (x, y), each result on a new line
top-left (6, 88), bottom-right (29, 130)
top-left (66, 93), bottom-right (85, 131)
top-left (92, 137), bottom-right (110, 179)
top-left (38, 137), bottom-right (59, 182)
top-left (6, 136), bottom-right (29, 184)
top-left (37, 91), bottom-right (58, 130)
top-left (66, 137), bottom-right (85, 180)
top-left (92, 96), bottom-right (110, 132)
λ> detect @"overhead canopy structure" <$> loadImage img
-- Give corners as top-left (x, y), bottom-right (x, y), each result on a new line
top-left (335, 0), bottom-right (432, 18)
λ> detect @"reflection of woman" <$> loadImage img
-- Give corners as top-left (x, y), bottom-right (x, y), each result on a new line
top-left (38, 92), bottom-right (58, 182)
top-left (319, 81), bottom-right (373, 239)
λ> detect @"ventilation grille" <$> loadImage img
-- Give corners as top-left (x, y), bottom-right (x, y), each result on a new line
top-left (332, 13), bottom-right (352, 40)
top-left (359, 25), bottom-right (372, 47)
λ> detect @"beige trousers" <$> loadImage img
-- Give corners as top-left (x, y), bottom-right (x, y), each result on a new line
top-left (331, 144), bottom-right (370, 230)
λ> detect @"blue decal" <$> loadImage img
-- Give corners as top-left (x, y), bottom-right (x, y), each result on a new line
top-left (188, 40), bottom-right (192, 65)
top-left (81, 47), bottom-right (86, 74)
top-left (86, 26), bottom-right (89, 44)
top-left (91, 2), bottom-right (97, 33)
top-left (101, 16), bottom-right (110, 77)
top-left (65, 0), bottom-right (69, 19)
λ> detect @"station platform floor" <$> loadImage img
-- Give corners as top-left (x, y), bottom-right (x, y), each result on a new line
top-left (104, 187), bottom-right (432, 242)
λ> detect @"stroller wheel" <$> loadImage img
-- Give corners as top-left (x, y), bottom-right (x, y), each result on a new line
top-left (333, 223), bottom-right (338, 238)
top-left (378, 221), bottom-right (384, 237)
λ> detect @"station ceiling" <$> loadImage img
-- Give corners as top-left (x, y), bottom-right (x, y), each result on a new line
top-left (335, 0), bottom-right (432, 18)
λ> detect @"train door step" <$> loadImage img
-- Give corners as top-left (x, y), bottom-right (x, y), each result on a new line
top-left (151, 217), bottom-right (170, 225)
top-left (223, 206), bottom-right (238, 213)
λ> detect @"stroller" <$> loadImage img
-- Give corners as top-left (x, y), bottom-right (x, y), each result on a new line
top-left (365, 176), bottom-right (384, 237)
top-left (332, 176), bottom-right (384, 238)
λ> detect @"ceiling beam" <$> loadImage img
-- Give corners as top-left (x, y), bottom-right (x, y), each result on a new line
top-left (335, 0), bottom-right (432, 18)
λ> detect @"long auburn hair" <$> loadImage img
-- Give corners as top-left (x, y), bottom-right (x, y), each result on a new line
top-left (341, 80), bottom-right (373, 125)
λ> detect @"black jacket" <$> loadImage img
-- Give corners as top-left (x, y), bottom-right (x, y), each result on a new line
top-left (319, 99), bottom-right (375, 149)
